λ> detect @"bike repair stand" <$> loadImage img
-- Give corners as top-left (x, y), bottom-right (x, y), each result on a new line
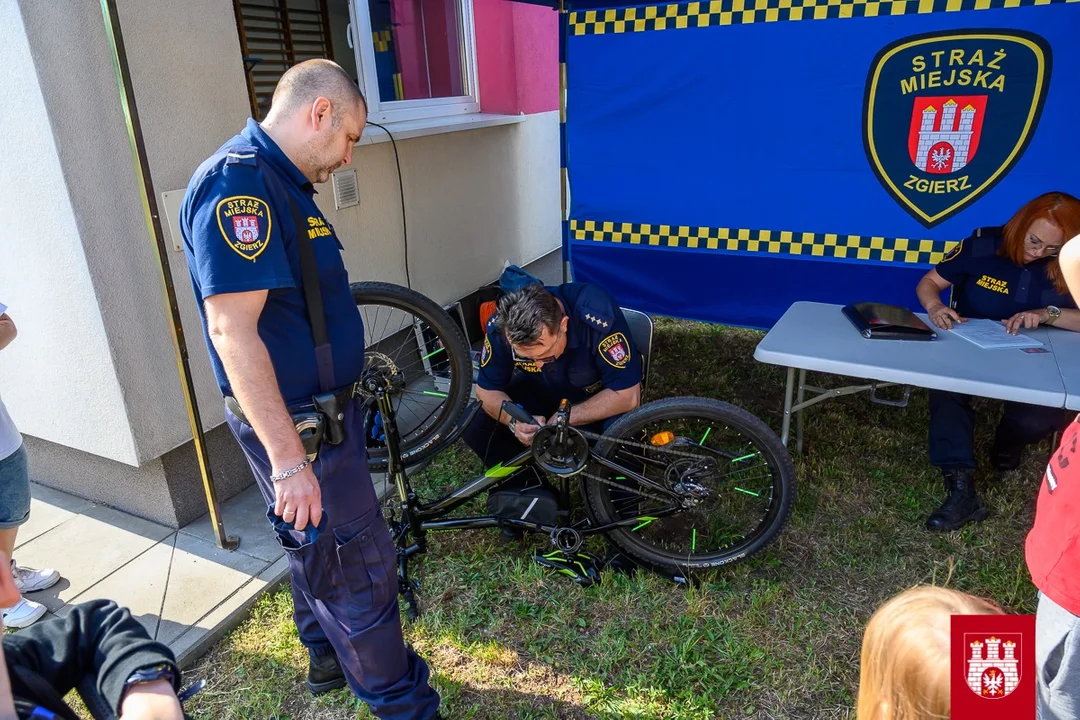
top-left (365, 372), bottom-right (426, 621)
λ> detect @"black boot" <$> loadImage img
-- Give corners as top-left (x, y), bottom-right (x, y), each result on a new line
top-left (925, 468), bottom-right (989, 531)
top-left (307, 648), bottom-right (346, 695)
top-left (990, 436), bottom-right (1024, 471)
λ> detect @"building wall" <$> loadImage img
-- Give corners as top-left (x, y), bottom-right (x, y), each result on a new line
top-left (2, 0), bottom-right (560, 471)
top-left (0, 1), bottom-right (139, 464)
top-left (475, 0), bottom-right (559, 115)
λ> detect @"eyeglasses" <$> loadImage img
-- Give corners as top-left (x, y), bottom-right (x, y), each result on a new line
top-left (511, 323), bottom-right (564, 364)
top-left (1026, 234), bottom-right (1062, 257)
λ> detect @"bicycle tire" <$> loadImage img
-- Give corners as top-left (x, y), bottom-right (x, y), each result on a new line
top-left (584, 396), bottom-right (796, 574)
top-left (351, 282), bottom-right (472, 472)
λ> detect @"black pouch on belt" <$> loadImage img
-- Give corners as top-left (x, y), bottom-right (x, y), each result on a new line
top-left (311, 389), bottom-right (351, 445)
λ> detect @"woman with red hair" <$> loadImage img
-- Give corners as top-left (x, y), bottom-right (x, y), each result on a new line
top-left (915, 191), bottom-right (1080, 532)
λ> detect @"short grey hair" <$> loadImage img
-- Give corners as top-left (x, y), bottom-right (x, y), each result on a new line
top-left (496, 284), bottom-right (563, 345)
top-left (271, 59), bottom-right (367, 120)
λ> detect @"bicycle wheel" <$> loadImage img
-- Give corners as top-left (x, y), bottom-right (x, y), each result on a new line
top-left (583, 396), bottom-right (796, 574)
top-left (352, 282), bottom-right (472, 472)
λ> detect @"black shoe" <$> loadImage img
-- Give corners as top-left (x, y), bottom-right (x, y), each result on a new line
top-left (991, 438), bottom-right (1024, 471)
top-left (926, 468), bottom-right (989, 532)
top-left (306, 649), bottom-right (346, 695)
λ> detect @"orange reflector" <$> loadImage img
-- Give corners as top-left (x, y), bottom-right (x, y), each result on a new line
top-left (650, 431), bottom-right (675, 446)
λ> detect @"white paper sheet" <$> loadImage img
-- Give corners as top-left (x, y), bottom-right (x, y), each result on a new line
top-left (947, 317), bottom-right (1044, 349)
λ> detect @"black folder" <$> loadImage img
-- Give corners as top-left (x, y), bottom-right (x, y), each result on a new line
top-left (842, 302), bottom-right (938, 340)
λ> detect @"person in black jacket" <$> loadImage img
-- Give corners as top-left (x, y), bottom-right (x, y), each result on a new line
top-left (0, 552), bottom-right (186, 720)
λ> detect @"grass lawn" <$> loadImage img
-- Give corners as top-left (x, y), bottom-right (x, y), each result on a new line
top-left (157, 319), bottom-right (1047, 718)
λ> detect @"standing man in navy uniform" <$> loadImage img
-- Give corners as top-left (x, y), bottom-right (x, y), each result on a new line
top-left (464, 281), bottom-right (643, 530)
top-left (179, 60), bottom-right (440, 719)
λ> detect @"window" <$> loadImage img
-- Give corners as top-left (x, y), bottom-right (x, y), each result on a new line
top-left (351, 0), bottom-right (480, 122)
top-left (233, 0), bottom-right (336, 120)
top-left (234, 0), bottom-right (479, 125)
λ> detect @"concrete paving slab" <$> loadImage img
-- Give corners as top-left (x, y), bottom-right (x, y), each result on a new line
top-left (13, 505), bottom-right (173, 611)
top-left (179, 484), bottom-right (281, 563)
top-left (155, 532), bottom-right (270, 647)
top-left (172, 555), bottom-right (290, 668)
top-left (63, 537), bottom-right (174, 639)
top-left (15, 484), bottom-right (94, 549)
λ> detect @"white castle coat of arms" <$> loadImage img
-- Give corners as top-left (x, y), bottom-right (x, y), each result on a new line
top-left (965, 635), bottom-right (1020, 699)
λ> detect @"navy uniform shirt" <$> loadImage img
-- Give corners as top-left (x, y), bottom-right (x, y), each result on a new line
top-left (936, 226), bottom-right (1075, 320)
top-left (180, 118), bottom-right (365, 405)
top-left (478, 283), bottom-right (643, 408)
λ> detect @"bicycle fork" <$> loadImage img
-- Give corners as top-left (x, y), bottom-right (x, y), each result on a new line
top-left (369, 379), bottom-right (426, 621)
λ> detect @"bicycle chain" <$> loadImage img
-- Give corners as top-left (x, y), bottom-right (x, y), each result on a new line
top-left (577, 468), bottom-right (673, 504)
top-left (574, 427), bottom-right (754, 463)
top-left (570, 429), bottom-right (734, 505)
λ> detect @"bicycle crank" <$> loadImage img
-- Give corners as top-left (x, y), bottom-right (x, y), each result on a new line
top-left (550, 526), bottom-right (583, 553)
top-left (532, 424), bottom-right (590, 476)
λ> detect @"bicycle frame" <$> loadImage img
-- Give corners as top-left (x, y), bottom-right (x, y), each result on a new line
top-left (365, 374), bottom-right (684, 615)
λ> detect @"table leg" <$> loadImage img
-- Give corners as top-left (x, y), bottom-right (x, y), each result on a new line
top-left (781, 367), bottom-right (795, 447)
top-left (796, 368), bottom-right (806, 455)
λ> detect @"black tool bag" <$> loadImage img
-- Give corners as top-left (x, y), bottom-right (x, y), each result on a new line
top-left (487, 483), bottom-right (560, 527)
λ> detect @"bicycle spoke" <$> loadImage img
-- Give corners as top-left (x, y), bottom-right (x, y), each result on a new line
top-left (589, 409), bottom-right (789, 561)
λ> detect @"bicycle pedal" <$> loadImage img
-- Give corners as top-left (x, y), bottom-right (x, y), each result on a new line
top-left (532, 550), bottom-right (602, 587)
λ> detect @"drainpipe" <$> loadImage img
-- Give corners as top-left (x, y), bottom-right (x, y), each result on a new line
top-left (99, 0), bottom-right (239, 550)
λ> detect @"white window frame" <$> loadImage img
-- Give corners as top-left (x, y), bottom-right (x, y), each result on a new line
top-left (348, 0), bottom-right (480, 124)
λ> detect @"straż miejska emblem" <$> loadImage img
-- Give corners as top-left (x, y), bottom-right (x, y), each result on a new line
top-left (864, 30), bottom-right (1051, 227)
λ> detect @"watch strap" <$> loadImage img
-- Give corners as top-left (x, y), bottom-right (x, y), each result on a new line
top-left (122, 663), bottom-right (176, 698)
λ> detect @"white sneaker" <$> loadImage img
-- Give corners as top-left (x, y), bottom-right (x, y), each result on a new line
top-left (1, 597), bottom-right (47, 628)
top-left (11, 560), bottom-right (60, 594)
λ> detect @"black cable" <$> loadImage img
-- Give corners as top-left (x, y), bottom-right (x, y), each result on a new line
top-left (366, 121), bottom-right (411, 289)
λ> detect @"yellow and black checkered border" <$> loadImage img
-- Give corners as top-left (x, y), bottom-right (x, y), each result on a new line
top-left (571, 220), bottom-right (957, 265)
top-left (372, 30), bottom-right (392, 53)
top-left (570, 0), bottom-right (1076, 34)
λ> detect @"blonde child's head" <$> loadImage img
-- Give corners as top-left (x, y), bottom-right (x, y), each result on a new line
top-left (857, 585), bottom-right (1002, 720)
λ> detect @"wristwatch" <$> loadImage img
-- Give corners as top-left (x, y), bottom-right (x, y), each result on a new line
top-left (1047, 305), bottom-right (1062, 325)
top-left (121, 663), bottom-right (176, 701)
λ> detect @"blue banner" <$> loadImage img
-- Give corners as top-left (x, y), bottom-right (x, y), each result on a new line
top-left (565, 0), bottom-right (1080, 328)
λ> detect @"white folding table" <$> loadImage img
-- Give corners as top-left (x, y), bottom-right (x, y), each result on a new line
top-left (1046, 329), bottom-right (1080, 412)
top-left (753, 301), bottom-right (1070, 452)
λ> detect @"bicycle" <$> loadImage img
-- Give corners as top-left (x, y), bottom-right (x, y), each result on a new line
top-left (355, 351), bottom-right (793, 619)
top-left (350, 282), bottom-right (796, 616)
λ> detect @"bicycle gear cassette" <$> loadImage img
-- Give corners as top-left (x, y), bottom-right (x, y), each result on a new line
top-left (532, 425), bottom-right (589, 476)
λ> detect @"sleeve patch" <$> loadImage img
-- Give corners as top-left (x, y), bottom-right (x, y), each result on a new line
top-left (480, 335), bottom-right (492, 367)
top-left (942, 240), bottom-right (963, 262)
top-left (217, 196), bottom-right (272, 261)
top-left (598, 332), bottom-right (631, 369)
